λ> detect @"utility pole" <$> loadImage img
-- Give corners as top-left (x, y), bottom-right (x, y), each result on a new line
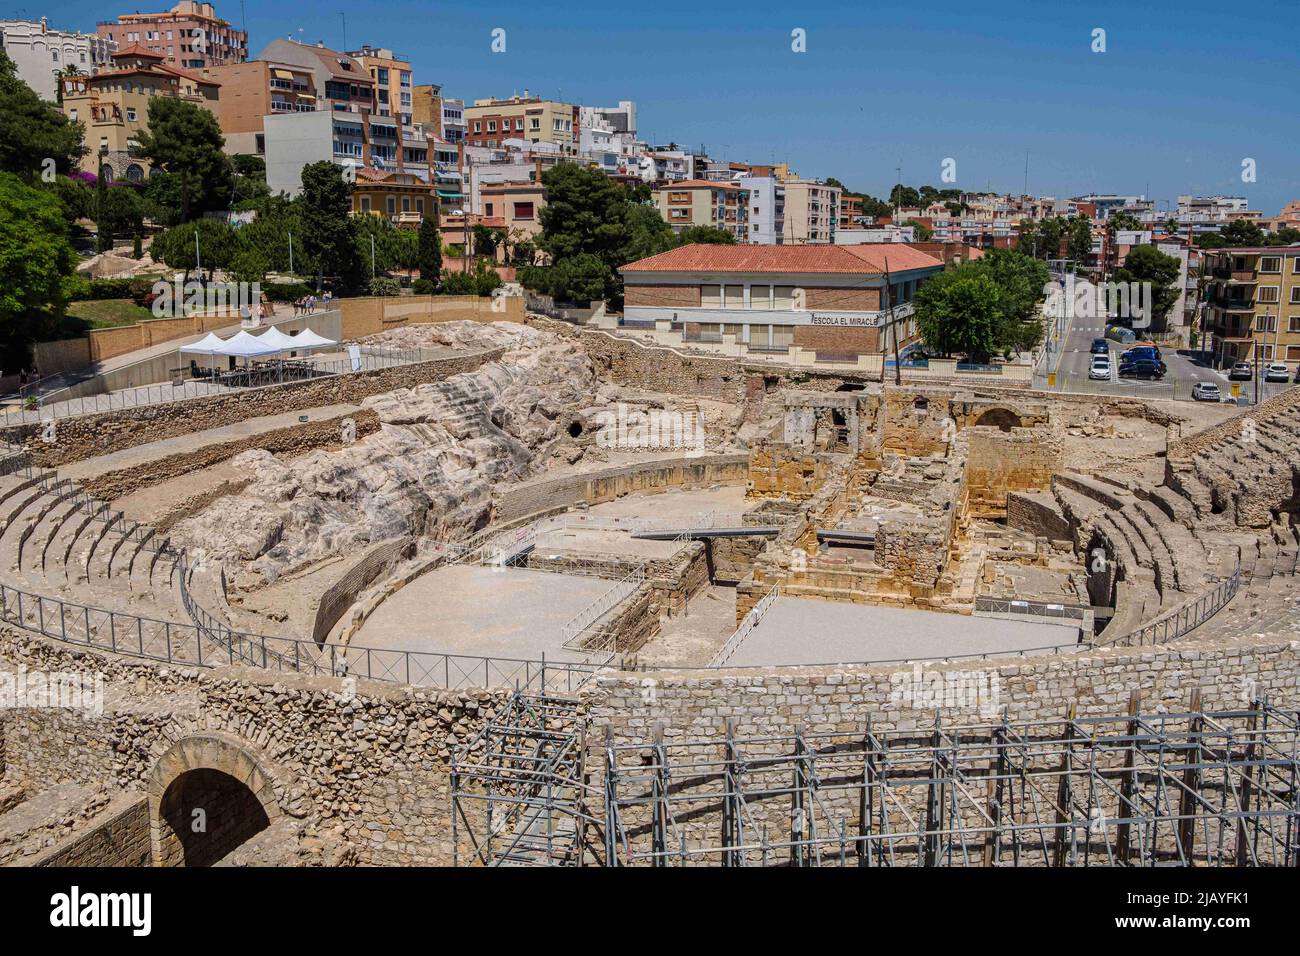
top-left (884, 257), bottom-right (901, 386)
top-left (288, 231), bottom-right (293, 275)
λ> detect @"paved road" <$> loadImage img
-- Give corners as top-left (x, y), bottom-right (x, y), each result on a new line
top-left (1048, 310), bottom-right (1291, 405)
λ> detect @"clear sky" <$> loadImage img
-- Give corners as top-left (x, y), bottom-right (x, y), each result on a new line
top-left (25, 0), bottom-right (1300, 212)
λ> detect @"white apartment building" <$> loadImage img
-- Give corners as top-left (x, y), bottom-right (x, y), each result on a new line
top-left (0, 17), bottom-right (114, 101)
top-left (738, 176), bottom-right (785, 244)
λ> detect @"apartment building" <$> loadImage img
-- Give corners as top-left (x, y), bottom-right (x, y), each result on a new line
top-left (619, 244), bottom-right (943, 363)
top-left (839, 195), bottom-right (864, 230)
top-left (738, 176), bottom-right (784, 245)
top-left (353, 167), bottom-right (434, 227)
top-left (781, 180), bottom-right (841, 244)
top-left (465, 93), bottom-right (577, 153)
top-left (62, 44), bottom-right (219, 179)
top-left (653, 180), bottom-right (750, 240)
top-left (96, 1), bottom-right (245, 69)
top-left (200, 59), bottom-right (316, 155)
top-left (1203, 246), bottom-right (1300, 373)
top-left (0, 17), bottom-right (115, 102)
top-left (411, 83), bottom-right (441, 136)
top-left (349, 45), bottom-right (412, 129)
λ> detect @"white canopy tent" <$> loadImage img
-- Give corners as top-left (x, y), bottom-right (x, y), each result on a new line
top-left (286, 328), bottom-right (337, 350)
top-left (252, 326), bottom-right (300, 351)
top-left (178, 332), bottom-right (229, 355)
top-left (217, 330), bottom-right (283, 359)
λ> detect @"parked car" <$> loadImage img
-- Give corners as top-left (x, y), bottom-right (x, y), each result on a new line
top-left (1228, 361), bottom-right (1253, 380)
top-left (1119, 359), bottom-right (1165, 379)
top-left (1191, 382), bottom-right (1223, 402)
top-left (1090, 338), bottom-right (1110, 355)
top-left (1121, 345), bottom-right (1161, 364)
top-left (1264, 362), bottom-right (1290, 383)
top-left (1088, 355), bottom-right (1112, 380)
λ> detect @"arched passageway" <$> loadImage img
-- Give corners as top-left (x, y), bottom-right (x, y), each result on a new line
top-left (157, 768), bottom-right (271, 867)
top-left (974, 408), bottom-right (1023, 432)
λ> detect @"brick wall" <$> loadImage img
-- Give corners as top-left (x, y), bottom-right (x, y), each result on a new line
top-left (792, 325), bottom-right (880, 355)
top-left (625, 285), bottom-right (701, 308)
top-left (805, 287), bottom-right (882, 311)
top-left (32, 794), bottom-right (150, 867)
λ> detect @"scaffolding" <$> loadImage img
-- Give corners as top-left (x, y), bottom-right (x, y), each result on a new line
top-left (451, 690), bottom-right (1300, 867)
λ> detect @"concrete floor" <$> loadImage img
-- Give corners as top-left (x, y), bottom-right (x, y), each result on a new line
top-left (533, 527), bottom-right (682, 561)
top-left (581, 484), bottom-right (748, 520)
top-left (353, 564), bottom-right (618, 662)
top-left (726, 596), bottom-right (1081, 667)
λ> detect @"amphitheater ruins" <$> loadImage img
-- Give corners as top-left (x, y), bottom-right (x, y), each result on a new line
top-left (0, 305), bottom-right (1298, 867)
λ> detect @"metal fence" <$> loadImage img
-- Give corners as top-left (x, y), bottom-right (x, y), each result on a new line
top-left (559, 563), bottom-right (646, 656)
top-left (1, 346), bottom-right (435, 426)
top-left (708, 584), bottom-right (780, 667)
top-left (973, 596), bottom-right (1090, 621)
top-left (1108, 568), bottom-right (1243, 647)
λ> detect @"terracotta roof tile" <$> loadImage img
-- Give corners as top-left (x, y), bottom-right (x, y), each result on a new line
top-left (621, 243), bottom-right (943, 275)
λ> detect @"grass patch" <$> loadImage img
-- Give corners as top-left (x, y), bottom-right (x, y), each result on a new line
top-left (65, 298), bottom-right (154, 330)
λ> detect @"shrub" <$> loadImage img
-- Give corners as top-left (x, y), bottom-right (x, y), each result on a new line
top-left (412, 278), bottom-right (435, 295)
top-left (367, 276), bottom-right (401, 297)
top-left (261, 282), bottom-right (313, 303)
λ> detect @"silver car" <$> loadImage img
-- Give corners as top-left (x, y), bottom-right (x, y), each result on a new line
top-left (1264, 362), bottom-right (1290, 383)
top-left (1191, 382), bottom-right (1222, 402)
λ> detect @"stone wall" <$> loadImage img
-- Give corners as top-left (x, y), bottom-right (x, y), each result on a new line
top-left (1166, 384), bottom-right (1299, 459)
top-left (1007, 490), bottom-right (1072, 543)
top-left (81, 409), bottom-right (382, 502)
top-left (494, 454), bottom-right (749, 525)
top-left (0, 625), bottom-right (508, 866)
top-left (311, 537), bottom-right (415, 644)
top-left (14, 348), bottom-right (502, 468)
top-left (964, 426), bottom-right (1064, 518)
top-left (586, 633), bottom-right (1299, 739)
top-left (339, 294), bottom-right (522, 339)
top-left (32, 794), bottom-right (150, 867)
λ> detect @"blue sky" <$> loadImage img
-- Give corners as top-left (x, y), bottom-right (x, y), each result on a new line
top-left (26, 0), bottom-right (1300, 212)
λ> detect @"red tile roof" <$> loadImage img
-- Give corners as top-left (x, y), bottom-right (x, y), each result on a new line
top-left (621, 243), bottom-right (943, 275)
top-left (111, 44), bottom-right (166, 60)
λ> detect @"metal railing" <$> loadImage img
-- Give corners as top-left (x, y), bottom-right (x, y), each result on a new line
top-left (708, 584), bottom-right (780, 667)
top-left (2, 346), bottom-right (440, 426)
top-left (1108, 567), bottom-right (1243, 647)
top-left (559, 563), bottom-right (646, 656)
top-left (973, 596), bottom-right (1090, 621)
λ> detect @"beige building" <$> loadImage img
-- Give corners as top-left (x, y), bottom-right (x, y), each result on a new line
top-left (412, 82), bottom-right (442, 136)
top-left (781, 180), bottom-right (841, 244)
top-left (1203, 246), bottom-right (1300, 374)
top-left (96, 1), bottom-right (246, 70)
top-left (62, 44), bottom-right (219, 179)
top-left (200, 59), bottom-right (316, 155)
top-left (464, 94), bottom-right (577, 154)
top-left (348, 45), bottom-right (413, 129)
top-left (653, 180), bottom-right (749, 240)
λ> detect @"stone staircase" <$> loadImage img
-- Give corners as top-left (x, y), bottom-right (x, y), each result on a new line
top-left (1044, 397), bottom-right (1300, 644)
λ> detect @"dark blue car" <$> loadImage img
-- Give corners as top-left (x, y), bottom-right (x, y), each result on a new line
top-left (1091, 339), bottom-right (1109, 354)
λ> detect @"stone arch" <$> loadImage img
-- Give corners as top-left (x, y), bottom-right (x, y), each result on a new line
top-left (148, 733), bottom-right (283, 867)
top-left (974, 407), bottom-right (1023, 432)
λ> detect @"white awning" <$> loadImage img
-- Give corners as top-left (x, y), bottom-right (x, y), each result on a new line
top-left (215, 330), bottom-right (283, 358)
top-left (253, 326), bottom-right (300, 350)
top-left (288, 328), bottom-right (337, 349)
top-left (178, 332), bottom-right (228, 355)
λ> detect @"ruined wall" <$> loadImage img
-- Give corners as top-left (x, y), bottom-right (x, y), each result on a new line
top-left (15, 348), bottom-right (502, 468)
top-left (587, 634), bottom-right (1300, 739)
top-left (81, 409), bottom-right (382, 501)
top-left (0, 626), bottom-right (508, 866)
top-left (312, 537), bottom-right (415, 644)
top-left (1166, 384), bottom-right (1299, 459)
top-left (1007, 490), bottom-right (1072, 543)
top-left (746, 444), bottom-right (829, 500)
top-left (964, 426), bottom-right (1064, 518)
top-left (32, 795), bottom-right (151, 867)
top-left (494, 454), bottom-right (748, 525)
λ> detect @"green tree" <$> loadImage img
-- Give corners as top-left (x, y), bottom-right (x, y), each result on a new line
top-left (547, 253), bottom-right (610, 303)
top-left (972, 249), bottom-right (1049, 350)
top-left (0, 173), bottom-right (79, 373)
top-left (472, 223), bottom-right (505, 260)
top-left (1107, 211), bottom-right (1143, 232)
top-left (1066, 215), bottom-right (1095, 264)
top-left (1114, 244), bottom-right (1182, 326)
top-left (622, 202), bottom-right (678, 264)
top-left (418, 216), bottom-right (442, 285)
top-left (133, 97), bottom-right (231, 222)
top-left (676, 225), bottom-right (736, 245)
top-left (0, 50), bottom-right (86, 178)
top-left (537, 163), bottom-right (632, 270)
top-left (96, 183), bottom-right (146, 254)
top-left (230, 153), bottom-right (270, 208)
top-left (913, 270), bottom-right (1006, 363)
top-left (904, 218), bottom-right (933, 241)
top-left (300, 161), bottom-right (362, 293)
top-left (889, 185), bottom-right (921, 208)
top-left (151, 218), bottom-right (236, 281)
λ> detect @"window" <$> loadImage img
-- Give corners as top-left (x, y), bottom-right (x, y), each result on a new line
top-left (513, 201), bottom-right (534, 220)
top-left (487, 121), bottom-right (496, 133)
top-left (1257, 286), bottom-right (1280, 303)
top-left (723, 285), bottom-right (743, 308)
top-left (1288, 345), bottom-right (1300, 362)
top-left (360, 197), bottom-right (370, 212)
top-left (773, 286), bottom-right (794, 310)
top-left (126, 107), bottom-right (137, 122)
top-left (1289, 317), bottom-right (1300, 333)
top-left (701, 285), bottom-right (722, 308)
top-left (1254, 314), bottom-right (1277, 332)
top-left (1260, 256), bottom-right (1282, 273)
top-left (1291, 287), bottom-right (1300, 304)
top-left (749, 285), bottom-right (773, 310)
top-left (484, 203), bottom-right (494, 217)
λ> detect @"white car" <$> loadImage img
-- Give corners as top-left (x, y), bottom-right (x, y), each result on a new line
top-left (1264, 362), bottom-right (1290, 383)
top-left (1088, 355), bottom-right (1112, 380)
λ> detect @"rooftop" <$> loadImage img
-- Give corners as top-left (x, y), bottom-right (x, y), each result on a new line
top-left (621, 243), bottom-right (944, 275)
